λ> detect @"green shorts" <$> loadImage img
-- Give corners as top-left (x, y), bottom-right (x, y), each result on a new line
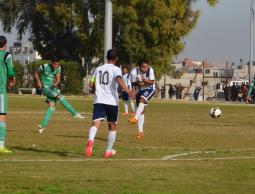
top-left (0, 93), bottom-right (7, 114)
top-left (42, 86), bottom-right (61, 103)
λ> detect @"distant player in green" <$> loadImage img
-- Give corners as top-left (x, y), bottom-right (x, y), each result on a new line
top-left (247, 78), bottom-right (255, 102)
top-left (0, 36), bottom-right (16, 153)
top-left (34, 57), bottom-right (84, 133)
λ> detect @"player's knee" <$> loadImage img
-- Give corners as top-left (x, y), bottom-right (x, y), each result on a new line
top-left (49, 106), bottom-right (55, 112)
top-left (58, 95), bottom-right (63, 100)
top-left (108, 122), bottom-right (117, 131)
top-left (139, 98), bottom-right (146, 104)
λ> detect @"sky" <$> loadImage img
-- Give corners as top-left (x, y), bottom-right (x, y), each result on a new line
top-left (0, 0), bottom-right (252, 64)
top-left (178, 0), bottom-right (251, 64)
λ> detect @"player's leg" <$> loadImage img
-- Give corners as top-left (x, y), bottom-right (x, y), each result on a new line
top-left (122, 101), bottom-right (129, 116)
top-left (129, 89), bottom-right (154, 124)
top-left (129, 100), bottom-right (135, 116)
top-left (56, 93), bottom-right (84, 119)
top-left (0, 93), bottom-right (11, 153)
top-left (85, 104), bottom-right (105, 157)
top-left (137, 109), bottom-right (145, 139)
top-left (38, 101), bottom-right (55, 133)
top-left (104, 105), bottom-right (118, 158)
top-left (121, 92), bottom-right (129, 116)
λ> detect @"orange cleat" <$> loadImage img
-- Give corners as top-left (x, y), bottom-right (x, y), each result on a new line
top-left (136, 132), bottom-right (144, 139)
top-left (122, 112), bottom-right (129, 116)
top-left (104, 149), bottom-right (116, 158)
top-left (128, 117), bottom-right (138, 124)
top-left (85, 140), bottom-right (94, 157)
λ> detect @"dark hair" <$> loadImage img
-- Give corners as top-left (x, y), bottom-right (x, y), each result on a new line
top-left (0, 36), bottom-right (7, 48)
top-left (106, 49), bottom-right (118, 61)
top-left (138, 58), bottom-right (149, 66)
top-left (51, 56), bottom-right (60, 63)
top-left (122, 65), bottom-right (129, 70)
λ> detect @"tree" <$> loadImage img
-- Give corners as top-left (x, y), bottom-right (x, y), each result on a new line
top-left (0, 0), bottom-right (218, 79)
top-left (0, 0), bottom-right (103, 61)
top-left (112, 0), bottom-right (218, 78)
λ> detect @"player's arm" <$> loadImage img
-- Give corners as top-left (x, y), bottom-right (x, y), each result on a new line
top-left (89, 76), bottom-right (96, 89)
top-left (6, 54), bottom-right (16, 87)
top-left (53, 73), bottom-right (61, 88)
top-left (34, 68), bottom-right (42, 89)
top-left (116, 77), bottom-right (135, 99)
top-left (141, 68), bottom-right (155, 86)
top-left (140, 77), bottom-right (154, 86)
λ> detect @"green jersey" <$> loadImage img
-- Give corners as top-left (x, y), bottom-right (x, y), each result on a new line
top-left (38, 63), bottom-right (61, 88)
top-left (0, 51), bottom-right (15, 93)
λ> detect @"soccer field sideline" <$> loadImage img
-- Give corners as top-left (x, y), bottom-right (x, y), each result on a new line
top-left (1, 148), bottom-right (255, 162)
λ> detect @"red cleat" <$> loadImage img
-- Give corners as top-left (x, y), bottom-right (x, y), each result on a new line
top-left (122, 112), bottom-right (129, 116)
top-left (85, 140), bottom-right (94, 157)
top-left (104, 149), bottom-right (116, 158)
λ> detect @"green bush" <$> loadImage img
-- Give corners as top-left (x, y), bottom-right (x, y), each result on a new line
top-left (12, 61), bottom-right (24, 93)
top-left (27, 60), bottom-right (83, 95)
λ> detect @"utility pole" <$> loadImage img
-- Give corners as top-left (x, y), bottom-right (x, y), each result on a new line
top-left (250, 0), bottom-right (254, 83)
top-left (104, 0), bottom-right (112, 63)
top-left (202, 61), bottom-right (205, 101)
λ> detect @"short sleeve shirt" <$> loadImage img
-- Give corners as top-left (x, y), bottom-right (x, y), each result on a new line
top-left (39, 63), bottom-right (61, 88)
top-left (92, 63), bottom-right (122, 106)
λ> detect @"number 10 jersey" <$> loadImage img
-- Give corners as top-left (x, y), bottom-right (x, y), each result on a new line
top-left (91, 63), bottom-right (122, 106)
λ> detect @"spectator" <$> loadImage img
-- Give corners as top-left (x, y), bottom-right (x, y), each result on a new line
top-left (223, 85), bottom-right (230, 102)
top-left (193, 86), bottom-right (201, 101)
top-left (168, 84), bottom-right (175, 99)
top-left (161, 86), bottom-right (166, 99)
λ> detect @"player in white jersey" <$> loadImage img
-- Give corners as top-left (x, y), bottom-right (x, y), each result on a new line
top-left (121, 66), bottom-right (135, 116)
top-left (85, 49), bottom-right (135, 158)
top-left (128, 59), bottom-right (155, 139)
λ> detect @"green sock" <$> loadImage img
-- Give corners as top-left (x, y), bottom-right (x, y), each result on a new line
top-left (0, 122), bottom-right (6, 146)
top-left (59, 96), bottom-right (77, 116)
top-left (41, 107), bottom-right (55, 128)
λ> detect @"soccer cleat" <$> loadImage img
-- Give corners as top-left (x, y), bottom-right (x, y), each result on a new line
top-left (0, 147), bottom-right (13, 154)
top-left (122, 112), bottom-right (129, 116)
top-left (128, 117), bottom-right (138, 124)
top-left (73, 112), bottom-right (85, 119)
top-left (85, 140), bottom-right (94, 157)
top-left (37, 125), bottom-right (45, 134)
top-left (104, 149), bottom-right (116, 159)
top-left (136, 132), bottom-right (144, 139)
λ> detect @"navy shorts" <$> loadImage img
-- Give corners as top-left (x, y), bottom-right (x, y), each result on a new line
top-left (92, 103), bottom-right (119, 123)
top-left (121, 91), bottom-right (130, 102)
top-left (136, 89), bottom-right (155, 106)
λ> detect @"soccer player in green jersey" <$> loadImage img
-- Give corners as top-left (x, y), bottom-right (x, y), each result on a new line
top-left (34, 57), bottom-right (84, 133)
top-left (0, 36), bottom-right (16, 154)
top-left (247, 78), bottom-right (255, 103)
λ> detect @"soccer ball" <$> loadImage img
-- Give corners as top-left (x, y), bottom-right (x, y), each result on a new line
top-left (209, 107), bottom-right (222, 118)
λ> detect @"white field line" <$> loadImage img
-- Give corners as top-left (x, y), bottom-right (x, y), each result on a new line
top-left (0, 156), bottom-right (255, 162)
top-left (161, 151), bottom-right (217, 160)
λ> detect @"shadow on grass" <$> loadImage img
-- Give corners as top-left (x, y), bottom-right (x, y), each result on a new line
top-left (10, 146), bottom-right (83, 157)
top-left (54, 135), bottom-right (119, 142)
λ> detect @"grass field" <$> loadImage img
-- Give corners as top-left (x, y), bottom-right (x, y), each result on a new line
top-left (0, 95), bottom-right (255, 194)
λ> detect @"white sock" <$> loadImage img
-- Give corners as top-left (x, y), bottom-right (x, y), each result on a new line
top-left (135, 103), bottom-right (145, 119)
top-left (0, 141), bottom-right (4, 148)
top-left (106, 130), bottom-right (116, 152)
top-left (124, 102), bottom-right (128, 113)
top-left (138, 114), bottom-right (144, 133)
top-left (88, 126), bottom-right (97, 142)
top-left (130, 101), bottom-right (135, 113)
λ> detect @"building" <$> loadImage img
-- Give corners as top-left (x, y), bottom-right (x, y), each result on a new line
top-left (159, 59), bottom-right (234, 100)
